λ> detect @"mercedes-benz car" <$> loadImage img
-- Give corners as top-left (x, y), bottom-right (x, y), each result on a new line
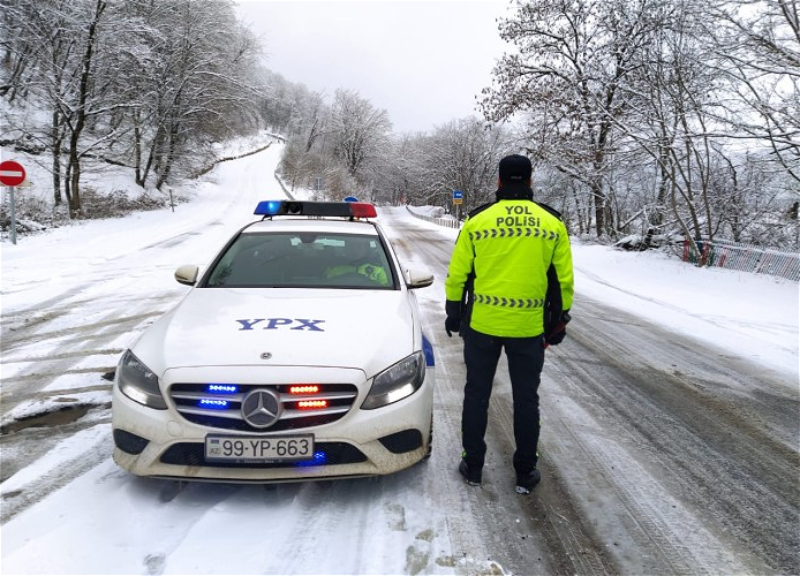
top-left (112, 200), bottom-right (435, 483)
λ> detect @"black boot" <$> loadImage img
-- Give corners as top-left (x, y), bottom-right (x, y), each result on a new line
top-left (515, 469), bottom-right (541, 494)
top-left (458, 459), bottom-right (482, 486)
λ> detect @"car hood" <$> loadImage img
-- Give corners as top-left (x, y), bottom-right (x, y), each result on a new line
top-left (132, 288), bottom-right (416, 376)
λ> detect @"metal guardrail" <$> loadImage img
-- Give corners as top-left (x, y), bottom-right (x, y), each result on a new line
top-left (405, 205), bottom-right (461, 229)
top-left (683, 239), bottom-right (799, 281)
top-left (273, 172), bottom-right (295, 201)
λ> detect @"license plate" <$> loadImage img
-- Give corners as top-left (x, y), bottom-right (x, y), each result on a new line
top-left (205, 434), bottom-right (314, 462)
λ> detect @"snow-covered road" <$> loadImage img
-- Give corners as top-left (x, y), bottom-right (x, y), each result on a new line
top-left (1, 142), bottom-right (797, 575)
top-left (386, 211), bottom-right (798, 575)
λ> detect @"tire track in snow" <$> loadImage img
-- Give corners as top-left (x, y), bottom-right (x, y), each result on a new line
top-left (1, 422), bottom-right (112, 523)
top-left (544, 296), bottom-right (796, 574)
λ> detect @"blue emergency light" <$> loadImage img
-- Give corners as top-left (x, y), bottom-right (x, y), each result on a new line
top-left (198, 398), bottom-right (229, 409)
top-left (207, 384), bottom-right (238, 394)
top-left (256, 201), bottom-right (283, 216)
top-left (254, 200), bottom-right (377, 219)
top-left (295, 451), bottom-right (328, 467)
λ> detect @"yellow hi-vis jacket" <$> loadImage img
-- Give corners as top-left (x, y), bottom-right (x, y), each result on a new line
top-left (445, 199), bottom-right (574, 338)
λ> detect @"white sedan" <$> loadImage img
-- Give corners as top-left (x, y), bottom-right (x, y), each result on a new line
top-left (112, 200), bottom-right (435, 482)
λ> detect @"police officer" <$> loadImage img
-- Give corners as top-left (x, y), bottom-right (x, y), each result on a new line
top-left (444, 154), bottom-right (574, 494)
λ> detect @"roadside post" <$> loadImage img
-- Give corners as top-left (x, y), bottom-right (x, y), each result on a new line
top-left (452, 190), bottom-right (463, 221)
top-left (0, 160), bottom-right (27, 245)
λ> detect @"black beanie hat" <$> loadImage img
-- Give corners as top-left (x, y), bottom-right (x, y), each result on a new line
top-left (499, 154), bottom-right (532, 184)
top-left (497, 154), bottom-right (533, 199)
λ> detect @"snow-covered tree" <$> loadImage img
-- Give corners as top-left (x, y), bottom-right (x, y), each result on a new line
top-left (481, 0), bottom-right (668, 237)
top-left (1, 0), bottom-right (114, 209)
top-left (329, 89), bottom-right (392, 180)
top-left (415, 118), bottom-right (508, 213)
top-left (116, 0), bottom-right (263, 189)
top-left (710, 0), bottom-right (800, 184)
top-left (1, 0), bottom-right (265, 212)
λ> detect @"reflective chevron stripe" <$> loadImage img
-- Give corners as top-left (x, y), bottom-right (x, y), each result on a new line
top-left (474, 294), bottom-right (544, 308)
top-left (469, 227), bottom-right (559, 241)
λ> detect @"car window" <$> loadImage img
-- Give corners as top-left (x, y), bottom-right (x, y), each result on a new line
top-left (204, 232), bottom-right (396, 289)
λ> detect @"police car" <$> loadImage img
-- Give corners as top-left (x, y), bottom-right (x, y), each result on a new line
top-left (112, 200), bottom-right (435, 483)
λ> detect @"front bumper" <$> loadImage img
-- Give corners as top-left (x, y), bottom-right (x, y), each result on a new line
top-left (111, 364), bottom-right (434, 482)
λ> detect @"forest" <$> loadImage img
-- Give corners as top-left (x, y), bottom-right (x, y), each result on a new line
top-left (1, 0), bottom-right (798, 250)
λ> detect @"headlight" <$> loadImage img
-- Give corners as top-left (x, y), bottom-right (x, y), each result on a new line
top-left (361, 351), bottom-right (425, 410)
top-left (116, 350), bottom-right (167, 410)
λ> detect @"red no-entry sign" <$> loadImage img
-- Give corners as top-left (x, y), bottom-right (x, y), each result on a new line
top-left (0, 160), bottom-right (26, 187)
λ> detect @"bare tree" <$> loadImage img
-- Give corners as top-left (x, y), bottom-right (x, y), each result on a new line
top-left (610, 0), bottom-right (797, 248)
top-left (62, 0), bottom-right (107, 212)
top-left (415, 118), bottom-right (508, 213)
top-left (481, 0), bottom-right (669, 237)
top-left (709, 0), bottom-right (800, 183)
top-left (1, 0), bottom-right (265, 213)
top-left (380, 135), bottom-right (428, 206)
top-left (615, 2), bottom-right (724, 242)
top-left (1, 0), bottom-right (101, 207)
top-left (121, 0), bottom-right (263, 189)
top-left (329, 89), bottom-right (392, 180)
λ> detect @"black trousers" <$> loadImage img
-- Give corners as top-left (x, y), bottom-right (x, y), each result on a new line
top-left (461, 326), bottom-right (546, 475)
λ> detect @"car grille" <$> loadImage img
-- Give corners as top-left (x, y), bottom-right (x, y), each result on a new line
top-left (169, 383), bottom-right (359, 432)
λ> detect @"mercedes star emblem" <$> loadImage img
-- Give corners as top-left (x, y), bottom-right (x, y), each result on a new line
top-left (241, 389), bottom-right (281, 429)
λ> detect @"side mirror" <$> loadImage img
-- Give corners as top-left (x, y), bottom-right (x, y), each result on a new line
top-left (175, 265), bottom-right (199, 286)
top-left (405, 268), bottom-right (434, 289)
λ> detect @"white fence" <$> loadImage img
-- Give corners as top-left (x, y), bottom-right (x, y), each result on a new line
top-left (684, 239), bottom-right (799, 281)
top-left (405, 206), bottom-right (461, 229)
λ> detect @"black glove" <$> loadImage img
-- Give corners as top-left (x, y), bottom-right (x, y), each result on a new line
top-left (545, 311), bottom-right (571, 346)
top-left (545, 329), bottom-right (567, 346)
top-left (445, 300), bottom-right (462, 337)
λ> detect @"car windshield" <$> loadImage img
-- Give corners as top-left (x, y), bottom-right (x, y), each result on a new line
top-left (204, 232), bottom-right (396, 289)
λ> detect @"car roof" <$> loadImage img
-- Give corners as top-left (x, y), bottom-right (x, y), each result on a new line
top-left (241, 217), bottom-right (382, 236)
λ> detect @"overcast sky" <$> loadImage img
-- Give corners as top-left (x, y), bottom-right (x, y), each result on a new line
top-left (234, 1), bottom-right (513, 135)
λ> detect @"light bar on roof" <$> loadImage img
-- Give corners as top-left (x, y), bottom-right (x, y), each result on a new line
top-left (349, 203), bottom-right (378, 218)
top-left (254, 200), bottom-right (377, 219)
